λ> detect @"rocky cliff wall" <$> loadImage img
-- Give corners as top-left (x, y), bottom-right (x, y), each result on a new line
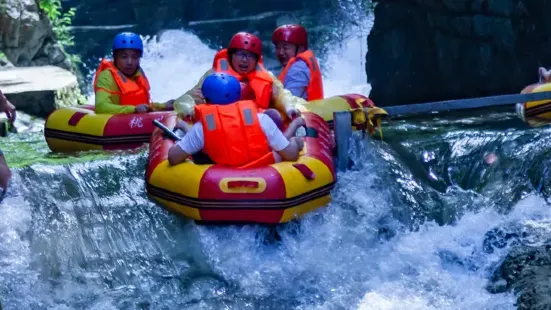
top-left (366, 0), bottom-right (551, 106)
top-left (0, 0), bottom-right (73, 71)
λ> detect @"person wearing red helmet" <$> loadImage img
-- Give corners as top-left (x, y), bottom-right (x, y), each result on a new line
top-left (173, 32), bottom-right (305, 121)
top-left (272, 24), bottom-right (324, 101)
top-left (168, 73), bottom-right (305, 167)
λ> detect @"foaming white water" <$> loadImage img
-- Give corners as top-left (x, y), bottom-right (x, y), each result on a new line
top-left (322, 13), bottom-right (374, 97)
top-left (87, 18), bottom-right (374, 103)
top-left (195, 183), bottom-right (551, 309)
top-left (140, 30), bottom-right (216, 102)
top-left (356, 194), bottom-right (551, 310)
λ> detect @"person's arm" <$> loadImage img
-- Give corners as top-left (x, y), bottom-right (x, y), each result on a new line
top-left (167, 123), bottom-right (204, 165)
top-left (94, 70), bottom-right (137, 114)
top-left (278, 137), bottom-right (303, 162)
top-left (283, 117), bottom-right (306, 140)
top-left (150, 100), bottom-right (175, 111)
top-left (0, 150), bottom-right (11, 191)
top-left (267, 70), bottom-right (307, 120)
top-left (259, 114), bottom-right (303, 161)
top-left (539, 67), bottom-right (551, 82)
top-left (0, 89), bottom-right (16, 122)
top-left (281, 60), bottom-right (310, 100)
top-left (173, 68), bottom-right (214, 117)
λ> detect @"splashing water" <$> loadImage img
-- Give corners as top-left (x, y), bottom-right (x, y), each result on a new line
top-left (87, 14), bottom-right (374, 104)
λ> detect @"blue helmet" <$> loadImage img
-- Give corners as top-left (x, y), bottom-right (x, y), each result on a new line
top-left (112, 32), bottom-right (143, 54)
top-left (201, 73), bottom-right (241, 105)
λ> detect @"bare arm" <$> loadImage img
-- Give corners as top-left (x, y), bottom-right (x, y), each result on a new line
top-left (167, 123), bottom-right (204, 165)
top-left (276, 137), bottom-right (304, 162)
top-left (283, 117), bottom-right (305, 140)
top-left (0, 89), bottom-right (16, 122)
top-left (168, 144), bottom-right (190, 165)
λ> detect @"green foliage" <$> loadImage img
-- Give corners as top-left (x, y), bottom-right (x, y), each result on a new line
top-left (38, 0), bottom-right (79, 65)
top-left (39, 0), bottom-right (76, 47)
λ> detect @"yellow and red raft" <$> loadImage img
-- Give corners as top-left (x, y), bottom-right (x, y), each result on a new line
top-left (305, 93), bottom-right (384, 132)
top-left (145, 93), bottom-right (387, 223)
top-left (145, 111), bottom-right (336, 224)
top-left (517, 82), bottom-right (551, 127)
top-left (44, 105), bottom-right (172, 152)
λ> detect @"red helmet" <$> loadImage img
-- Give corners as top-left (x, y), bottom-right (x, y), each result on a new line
top-left (272, 24), bottom-right (308, 48)
top-left (228, 32), bottom-right (262, 57)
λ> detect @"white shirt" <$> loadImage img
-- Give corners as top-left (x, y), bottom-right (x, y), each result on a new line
top-left (176, 113), bottom-right (289, 154)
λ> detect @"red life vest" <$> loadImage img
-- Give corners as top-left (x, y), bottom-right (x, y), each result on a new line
top-left (212, 49), bottom-right (273, 109)
top-left (278, 49), bottom-right (324, 101)
top-left (93, 59), bottom-right (150, 106)
top-left (194, 100), bottom-right (275, 168)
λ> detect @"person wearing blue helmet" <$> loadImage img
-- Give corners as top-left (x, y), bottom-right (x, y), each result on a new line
top-left (168, 73), bottom-right (305, 167)
top-left (93, 32), bottom-right (174, 114)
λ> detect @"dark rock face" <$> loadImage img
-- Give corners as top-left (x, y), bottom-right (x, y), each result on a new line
top-left (488, 244), bottom-right (551, 310)
top-left (366, 0), bottom-right (551, 106)
top-left (0, 0), bottom-right (73, 71)
top-left (61, 0), bottom-right (306, 31)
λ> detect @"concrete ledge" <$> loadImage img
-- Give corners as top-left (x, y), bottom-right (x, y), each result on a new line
top-left (0, 66), bottom-right (81, 117)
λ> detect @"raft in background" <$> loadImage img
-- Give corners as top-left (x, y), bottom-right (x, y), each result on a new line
top-left (516, 82), bottom-right (551, 126)
top-left (304, 94), bottom-right (387, 132)
top-left (45, 105), bottom-right (172, 152)
top-left (145, 112), bottom-right (336, 224)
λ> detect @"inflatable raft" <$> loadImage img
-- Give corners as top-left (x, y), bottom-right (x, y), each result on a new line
top-left (146, 112), bottom-right (336, 224)
top-left (44, 105), bottom-right (172, 152)
top-left (516, 82), bottom-right (551, 126)
top-left (304, 94), bottom-right (387, 132)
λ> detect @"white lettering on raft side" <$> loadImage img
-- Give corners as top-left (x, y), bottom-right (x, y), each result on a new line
top-left (149, 143), bottom-right (163, 162)
top-left (321, 149), bottom-right (332, 163)
top-left (151, 141), bottom-right (161, 153)
top-left (129, 116), bottom-right (144, 129)
top-left (150, 151), bottom-right (160, 162)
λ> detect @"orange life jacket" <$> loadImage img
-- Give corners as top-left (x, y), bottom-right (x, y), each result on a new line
top-left (194, 100), bottom-right (275, 168)
top-left (212, 49), bottom-right (273, 109)
top-left (92, 59), bottom-right (151, 106)
top-left (278, 49), bottom-right (324, 101)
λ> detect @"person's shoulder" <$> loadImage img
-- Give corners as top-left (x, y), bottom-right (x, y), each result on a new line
top-left (188, 122), bottom-right (204, 139)
top-left (257, 113), bottom-right (278, 130)
top-left (291, 59), bottom-right (310, 70)
top-left (288, 60), bottom-right (310, 77)
top-left (94, 70), bottom-right (119, 93)
top-left (257, 113), bottom-right (271, 123)
top-left (96, 69), bottom-right (115, 86)
top-left (191, 122), bottom-right (203, 131)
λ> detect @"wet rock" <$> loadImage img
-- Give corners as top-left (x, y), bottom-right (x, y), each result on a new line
top-left (488, 244), bottom-right (551, 309)
top-left (0, 0), bottom-right (73, 72)
top-left (0, 56), bottom-right (14, 70)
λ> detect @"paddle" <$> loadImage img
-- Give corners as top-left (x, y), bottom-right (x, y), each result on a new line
top-left (152, 119), bottom-right (181, 141)
top-left (384, 90), bottom-right (551, 118)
